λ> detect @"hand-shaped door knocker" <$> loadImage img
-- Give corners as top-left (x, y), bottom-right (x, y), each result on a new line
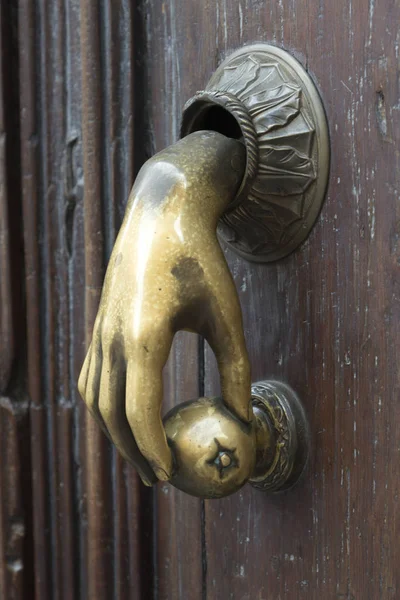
top-left (78, 44), bottom-right (329, 498)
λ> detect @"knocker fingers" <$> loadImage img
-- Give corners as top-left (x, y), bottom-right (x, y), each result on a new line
top-left (125, 329), bottom-right (175, 482)
top-left (202, 264), bottom-right (252, 424)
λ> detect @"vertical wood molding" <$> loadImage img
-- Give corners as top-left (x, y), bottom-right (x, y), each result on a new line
top-left (0, 0), bottom-right (14, 396)
top-left (18, 0), bottom-right (47, 587)
top-left (79, 1), bottom-right (155, 598)
top-left (80, 2), bottom-right (114, 596)
top-left (0, 2), bottom-right (34, 599)
top-left (15, 0), bottom-right (151, 597)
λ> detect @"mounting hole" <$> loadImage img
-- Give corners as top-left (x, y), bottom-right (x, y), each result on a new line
top-left (188, 104), bottom-right (242, 139)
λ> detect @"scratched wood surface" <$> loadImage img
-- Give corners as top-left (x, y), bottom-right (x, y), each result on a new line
top-left (144, 0), bottom-right (400, 599)
top-left (1, 0), bottom-right (399, 598)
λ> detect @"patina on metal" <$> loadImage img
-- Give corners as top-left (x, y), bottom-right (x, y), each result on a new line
top-left (163, 397), bottom-right (256, 499)
top-left (163, 381), bottom-right (309, 499)
top-left (181, 43), bottom-right (330, 262)
top-left (78, 44), bottom-right (323, 499)
top-left (249, 381), bottom-right (309, 493)
top-left (78, 131), bottom-right (251, 486)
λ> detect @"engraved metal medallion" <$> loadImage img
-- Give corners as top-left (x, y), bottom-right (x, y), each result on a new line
top-left (181, 44), bottom-right (330, 262)
top-left (249, 380), bottom-right (310, 493)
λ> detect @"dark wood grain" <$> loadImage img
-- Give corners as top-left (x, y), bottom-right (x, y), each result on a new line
top-left (3, 0), bottom-right (399, 598)
top-left (19, 0), bottom-right (55, 594)
top-left (202, 2), bottom-right (400, 599)
top-left (0, 2), bottom-right (13, 397)
top-left (80, 2), bottom-right (115, 597)
top-left (15, 0), bottom-right (154, 598)
top-left (80, 1), bottom-right (156, 597)
top-left (142, 0), bottom-right (400, 599)
top-left (0, 3), bottom-right (34, 600)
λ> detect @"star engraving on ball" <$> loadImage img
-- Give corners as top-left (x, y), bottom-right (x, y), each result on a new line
top-left (207, 438), bottom-right (239, 479)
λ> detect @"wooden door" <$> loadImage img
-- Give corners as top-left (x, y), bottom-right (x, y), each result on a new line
top-left (0, 0), bottom-right (399, 598)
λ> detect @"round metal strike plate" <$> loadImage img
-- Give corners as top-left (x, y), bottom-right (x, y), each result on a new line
top-left (249, 380), bottom-right (310, 492)
top-left (181, 43), bottom-right (330, 262)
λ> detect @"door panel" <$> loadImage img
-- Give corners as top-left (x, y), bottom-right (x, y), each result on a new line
top-left (1, 0), bottom-right (399, 598)
top-left (145, 1), bottom-right (400, 598)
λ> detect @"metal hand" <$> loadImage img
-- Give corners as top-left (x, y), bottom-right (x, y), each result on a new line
top-left (78, 131), bottom-right (250, 485)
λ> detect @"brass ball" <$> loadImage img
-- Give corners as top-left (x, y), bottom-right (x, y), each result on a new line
top-left (163, 397), bottom-right (256, 498)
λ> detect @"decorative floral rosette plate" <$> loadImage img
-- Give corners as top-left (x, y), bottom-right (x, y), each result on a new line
top-left (181, 44), bottom-right (330, 262)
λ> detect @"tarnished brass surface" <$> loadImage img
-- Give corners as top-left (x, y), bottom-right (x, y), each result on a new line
top-left (163, 381), bottom-right (309, 498)
top-left (78, 131), bottom-right (251, 486)
top-left (77, 131), bottom-right (311, 498)
top-left (164, 397), bottom-right (256, 499)
top-left (249, 381), bottom-right (310, 493)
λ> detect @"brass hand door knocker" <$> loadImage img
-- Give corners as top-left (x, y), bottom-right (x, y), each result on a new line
top-left (78, 44), bottom-right (329, 498)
